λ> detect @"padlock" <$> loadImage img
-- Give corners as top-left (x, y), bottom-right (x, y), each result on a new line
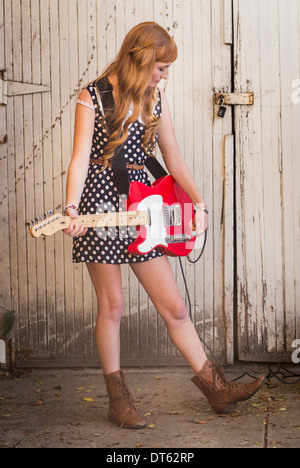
top-left (217, 96), bottom-right (227, 118)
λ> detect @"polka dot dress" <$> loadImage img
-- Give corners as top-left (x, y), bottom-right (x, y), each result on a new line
top-left (73, 81), bottom-right (166, 264)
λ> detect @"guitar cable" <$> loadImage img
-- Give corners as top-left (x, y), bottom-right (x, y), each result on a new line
top-left (178, 231), bottom-right (300, 385)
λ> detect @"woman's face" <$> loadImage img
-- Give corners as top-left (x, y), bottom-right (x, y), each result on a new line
top-left (150, 62), bottom-right (171, 87)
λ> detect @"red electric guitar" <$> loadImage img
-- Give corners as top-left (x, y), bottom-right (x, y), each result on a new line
top-left (27, 176), bottom-right (196, 257)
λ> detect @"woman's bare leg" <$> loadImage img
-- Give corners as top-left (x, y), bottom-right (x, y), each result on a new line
top-left (86, 263), bottom-right (124, 375)
top-left (130, 256), bottom-right (207, 374)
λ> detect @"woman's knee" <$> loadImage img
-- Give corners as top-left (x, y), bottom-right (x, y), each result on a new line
top-left (163, 303), bottom-right (189, 326)
top-left (98, 295), bottom-right (124, 323)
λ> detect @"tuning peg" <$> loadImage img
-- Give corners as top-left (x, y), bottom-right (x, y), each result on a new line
top-left (25, 221), bottom-right (31, 228)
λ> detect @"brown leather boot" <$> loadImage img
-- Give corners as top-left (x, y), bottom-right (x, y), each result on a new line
top-left (104, 370), bottom-right (146, 429)
top-left (191, 360), bottom-right (265, 414)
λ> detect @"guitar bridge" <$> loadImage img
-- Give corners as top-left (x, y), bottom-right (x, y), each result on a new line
top-left (165, 234), bottom-right (192, 244)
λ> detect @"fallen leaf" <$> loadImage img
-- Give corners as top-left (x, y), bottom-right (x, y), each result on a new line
top-left (83, 398), bottom-right (94, 402)
top-left (148, 424), bottom-right (156, 429)
top-left (190, 418), bottom-right (207, 424)
top-left (144, 413), bottom-right (151, 416)
top-left (33, 399), bottom-right (44, 406)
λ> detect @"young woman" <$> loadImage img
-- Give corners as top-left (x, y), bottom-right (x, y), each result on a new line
top-left (64, 22), bottom-right (264, 429)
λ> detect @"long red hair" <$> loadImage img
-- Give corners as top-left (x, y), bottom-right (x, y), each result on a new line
top-left (97, 22), bottom-right (178, 165)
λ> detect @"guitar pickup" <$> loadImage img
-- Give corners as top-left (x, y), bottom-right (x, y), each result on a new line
top-left (162, 205), bottom-right (182, 226)
top-left (165, 234), bottom-right (192, 244)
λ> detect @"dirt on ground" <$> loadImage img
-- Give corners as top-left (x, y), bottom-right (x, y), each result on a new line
top-left (0, 365), bottom-right (300, 448)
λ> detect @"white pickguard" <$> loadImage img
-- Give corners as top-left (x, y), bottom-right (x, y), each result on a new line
top-left (136, 195), bottom-right (168, 253)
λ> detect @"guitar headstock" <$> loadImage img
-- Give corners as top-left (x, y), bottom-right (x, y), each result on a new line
top-left (26, 211), bottom-right (66, 238)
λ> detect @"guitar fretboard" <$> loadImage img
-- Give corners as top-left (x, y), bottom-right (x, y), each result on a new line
top-left (61, 210), bottom-right (149, 229)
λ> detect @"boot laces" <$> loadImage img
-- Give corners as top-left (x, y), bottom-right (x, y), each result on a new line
top-left (118, 378), bottom-right (135, 411)
top-left (213, 364), bottom-right (243, 391)
top-left (114, 377), bottom-right (137, 429)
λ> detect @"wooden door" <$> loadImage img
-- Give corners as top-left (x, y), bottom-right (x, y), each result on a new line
top-left (234, 0), bottom-right (300, 361)
top-left (1, 0), bottom-right (234, 367)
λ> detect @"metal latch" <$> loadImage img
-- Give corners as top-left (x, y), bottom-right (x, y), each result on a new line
top-left (214, 92), bottom-right (254, 106)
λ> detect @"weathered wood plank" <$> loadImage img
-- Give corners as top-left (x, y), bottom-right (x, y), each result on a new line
top-left (31, 0), bottom-right (47, 354)
top-left (224, 135), bottom-right (234, 363)
top-left (211, 0), bottom-right (233, 361)
top-left (22, 0), bottom-right (38, 351)
top-left (5, 0), bottom-right (18, 345)
top-left (279, 0), bottom-right (299, 354)
top-left (13, 0), bottom-right (29, 349)
top-left (40, 0), bottom-right (55, 353)
top-left (0, 0), bottom-right (11, 311)
top-left (50, 0), bottom-right (65, 356)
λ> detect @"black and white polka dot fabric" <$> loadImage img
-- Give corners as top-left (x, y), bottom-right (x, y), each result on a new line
top-left (73, 81), bottom-right (165, 264)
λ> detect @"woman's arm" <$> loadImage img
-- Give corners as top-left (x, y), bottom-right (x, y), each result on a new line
top-left (157, 89), bottom-right (208, 234)
top-left (64, 89), bottom-right (95, 237)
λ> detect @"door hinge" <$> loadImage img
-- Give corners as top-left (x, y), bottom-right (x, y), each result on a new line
top-left (0, 70), bottom-right (50, 105)
top-left (214, 92), bottom-right (254, 106)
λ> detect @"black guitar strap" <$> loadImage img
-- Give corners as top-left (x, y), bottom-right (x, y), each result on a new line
top-left (96, 77), bottom-right (167, 196)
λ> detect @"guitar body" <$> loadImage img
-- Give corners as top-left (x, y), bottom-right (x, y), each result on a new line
top-left (127, 176), bottom-right (196, 257)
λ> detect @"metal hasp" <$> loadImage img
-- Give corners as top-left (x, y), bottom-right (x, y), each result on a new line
top-left (214, 92), bottom-right (254, 106)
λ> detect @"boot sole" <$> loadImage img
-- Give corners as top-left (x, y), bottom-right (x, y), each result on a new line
top-left (239, 376), bottom-right (267, 403)
top-left (214, 403), bottom-right (238, 414)
top-left (216, 377), bottom-right (266, 414)
top-left (108, 415), bottom-right (146, 430)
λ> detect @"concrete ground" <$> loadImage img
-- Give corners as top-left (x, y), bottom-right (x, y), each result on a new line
top-left (0, 365), bottom-right (299, 449)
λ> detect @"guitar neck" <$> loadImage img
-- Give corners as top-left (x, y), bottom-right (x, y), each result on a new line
top-left (61, 210), bottom-right (149, 230)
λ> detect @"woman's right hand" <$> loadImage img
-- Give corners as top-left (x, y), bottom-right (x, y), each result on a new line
top-left (63, 208), bottom-right (88, 238)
